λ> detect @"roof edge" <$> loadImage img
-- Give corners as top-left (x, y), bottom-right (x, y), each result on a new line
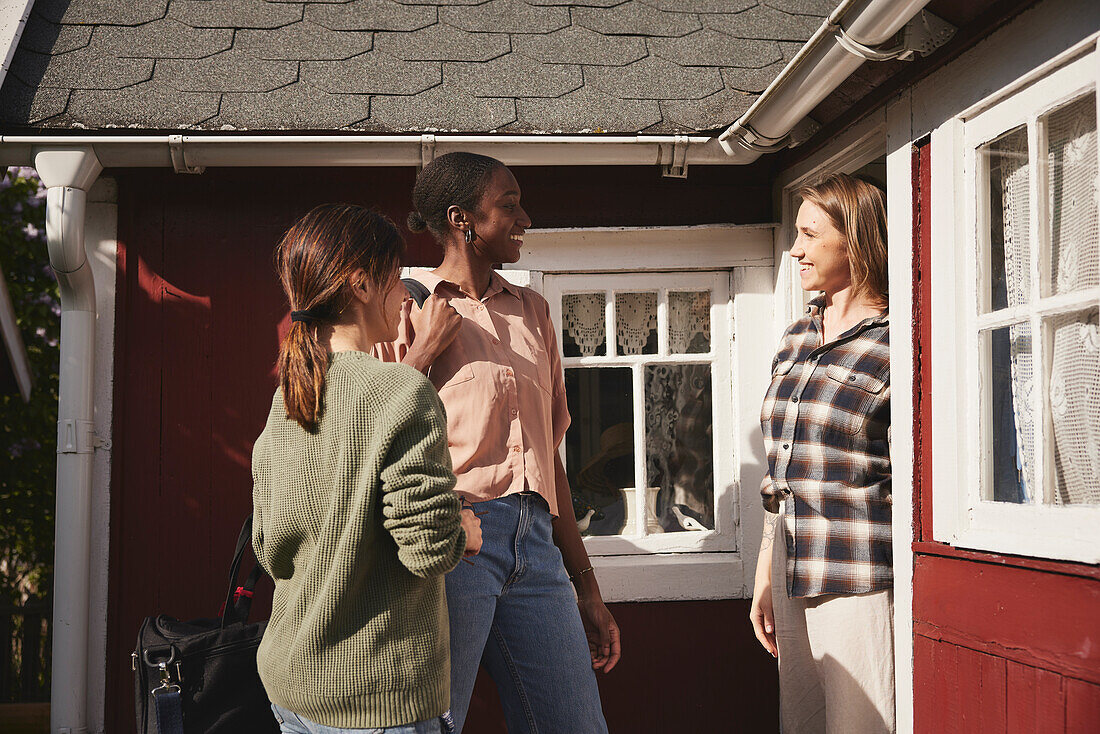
top-left (0, 133), bottom-right (749, 170)
top-left (0, 0), bottom-right (36, 93)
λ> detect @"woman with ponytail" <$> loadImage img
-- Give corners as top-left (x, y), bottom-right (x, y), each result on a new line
top-left (375, 153), bottom-right (618, 734)
top-left (252, 203), bottom-right (482, 734)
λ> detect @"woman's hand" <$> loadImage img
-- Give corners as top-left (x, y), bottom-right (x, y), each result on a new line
top-left (405, 294), bottom-right (462, 374)
top-left (750, 512), bottom-right (779, 658)
top-left (460, 507), bottom-right (482, 557)
top-left (578, 594), bottom-right (621, 673)
top-left (749, 576), bottom-right (777, 658)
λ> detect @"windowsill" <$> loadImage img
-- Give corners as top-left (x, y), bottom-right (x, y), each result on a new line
top-left (912, 541), bottom-right (1100, 579)
top-left (588, 552), bottom-right (746, 602)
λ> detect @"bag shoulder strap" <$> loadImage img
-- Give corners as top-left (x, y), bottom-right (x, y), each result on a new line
top-left (221, 515), bottom-right (262, 628)
top-left (402, 277), bottom-right (431, 308)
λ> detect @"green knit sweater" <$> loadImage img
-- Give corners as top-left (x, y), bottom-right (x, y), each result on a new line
top-left (251, 352), bottom-right (464, 728)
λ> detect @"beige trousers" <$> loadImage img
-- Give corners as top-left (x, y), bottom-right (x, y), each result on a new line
top-left (771, 517), bottom-right (896, 734)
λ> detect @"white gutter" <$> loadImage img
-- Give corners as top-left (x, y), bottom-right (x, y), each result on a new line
top-left (718, 0), bottom-right (935, 163)
top-left (0, 0), bottom-right (36, 92)
top-left (33, 145), bottom-right (102, 734)
top-left (0, 134), bottom-right (733, 172)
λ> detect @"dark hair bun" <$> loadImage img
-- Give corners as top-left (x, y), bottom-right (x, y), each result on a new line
top-left (407, 210), bottom-right (428, 233)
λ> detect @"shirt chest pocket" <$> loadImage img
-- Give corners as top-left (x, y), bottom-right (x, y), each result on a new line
top-left (428, 340), bottom-right (475, 392)
top-left (823, 363), bottom-right (888, 435)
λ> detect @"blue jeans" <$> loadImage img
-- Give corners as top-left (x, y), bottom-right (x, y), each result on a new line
top-left (446, 493), bottom-right (608, 734)
top-left (270, 704), bottom-right (444, 734)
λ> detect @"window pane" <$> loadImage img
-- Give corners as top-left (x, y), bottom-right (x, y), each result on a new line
top-left (645, 364), bottom-right (714, 532)
top-left (1047, 307), bottom-right (1100, 505)
top-left (616, 292), bottom-right (657, 355)
top-left (565, 367), bottom-right (635, 536)
top-left (1046, 93), bottom-right (1098, 295)
top-left (669, 291), bottom-right (711, 354)
top-left (985, 323), bottom-right (1035, 503)
top-left (982, 126), bottom-right (1031, 312)
top-left (562, 293), bottom-right (606, 357)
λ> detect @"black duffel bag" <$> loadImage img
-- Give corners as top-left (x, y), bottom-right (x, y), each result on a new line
top-left (133, 515), bottom-right (277, 734)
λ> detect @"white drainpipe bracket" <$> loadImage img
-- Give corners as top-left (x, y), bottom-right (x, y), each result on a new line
top-left (660, 135), bottom-right (690, 178)
top-left (836, 10), bottom-right (955, 62)
top-left (169, 134), bottom-right (205, 174)
top-left (902, 9), bottom-right (957, 58)
top-left (420, 134), bottom-right (436, 170)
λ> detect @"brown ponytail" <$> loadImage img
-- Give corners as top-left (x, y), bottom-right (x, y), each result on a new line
top-left (274, 203), bottom-right (404, 432)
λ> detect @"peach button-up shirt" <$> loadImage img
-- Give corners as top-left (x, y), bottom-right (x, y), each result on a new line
top-left (373, 269), bottom-right (570, 517)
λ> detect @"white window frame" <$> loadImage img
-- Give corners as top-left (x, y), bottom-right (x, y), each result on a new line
top-left (503, 225), bottom-right (775, 601)
top-left (545, 271), bottom-right (735, 554)
top-left (932, 36), bottom-right (1100, 564)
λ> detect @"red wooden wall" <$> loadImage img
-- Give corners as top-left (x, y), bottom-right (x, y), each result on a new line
top-left (910, 141), bottom-right (1100, 733)
top-left (107, 164), bottom-right (779, 734)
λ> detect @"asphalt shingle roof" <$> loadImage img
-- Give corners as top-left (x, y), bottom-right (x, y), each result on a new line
top-left (0, 0), bottom-right (835, 133)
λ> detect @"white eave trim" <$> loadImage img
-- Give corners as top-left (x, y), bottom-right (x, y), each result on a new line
top-left (0, 0), bottom-right (36, 92)
top-left (0, 133), bottom-right (749, 170)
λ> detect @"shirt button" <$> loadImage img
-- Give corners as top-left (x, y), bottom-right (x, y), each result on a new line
top-left (791, 397), bottom-right (798, 403)
top-left (782, 443), bottom-right (789, 450)
top-left (511, 408), bottom-right (518, 416)
top-left (512, 446), bottom-right (521, 453)
top-left (848, 376), bottom-right (856, 382)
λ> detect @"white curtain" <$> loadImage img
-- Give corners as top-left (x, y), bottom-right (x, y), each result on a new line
top-left (1046, 94), bottom-right (1100, 505)
top-left (998, 93), bottom-right (1099, 505)
top-left (996, 129), bottom-right (1037, 501)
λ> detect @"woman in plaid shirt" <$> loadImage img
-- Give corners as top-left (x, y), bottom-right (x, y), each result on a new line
top-left (750, 173), bottom-right (894, 734)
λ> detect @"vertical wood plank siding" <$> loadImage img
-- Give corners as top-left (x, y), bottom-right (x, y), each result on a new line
top-left (911, 138), bottom-right (1100, 733)
top-left (108, 165), bottom-right (777, 734)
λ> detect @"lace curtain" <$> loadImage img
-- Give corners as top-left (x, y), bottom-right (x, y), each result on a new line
top-left (1046, 95), bottom-right (1099, 505)
top-left (992, 129), bottom-right (1036, 502)
top-left (996, 93), bottom-right (1099, 505)
top-left (562, 291), bottom-right (710, 356)
top-left (669, 292), bottom-right (710, 354)
top-left (562, 293), bottom-right (605, 356)
top-left (616, 292), bottom-right (656, 354)
top-left (644, 364), bottom-right (713, 531)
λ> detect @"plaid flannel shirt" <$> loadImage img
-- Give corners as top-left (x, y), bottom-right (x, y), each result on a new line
top-left (760, 296), bottom-right (892, 598)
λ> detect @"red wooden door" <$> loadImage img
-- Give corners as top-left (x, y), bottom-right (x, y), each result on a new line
top-left (910, 140), bottom-right (1100, 733)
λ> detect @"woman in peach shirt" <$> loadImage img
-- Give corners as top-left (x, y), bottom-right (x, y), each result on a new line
top-left (375, 152), bottom-right (620, 733)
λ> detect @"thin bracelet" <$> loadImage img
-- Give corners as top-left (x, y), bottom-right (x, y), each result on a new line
top-left (569, 566), bottom-right (594, 583)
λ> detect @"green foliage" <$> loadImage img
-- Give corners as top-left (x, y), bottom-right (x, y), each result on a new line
top-left (0, 167), bottom-right (58, 606)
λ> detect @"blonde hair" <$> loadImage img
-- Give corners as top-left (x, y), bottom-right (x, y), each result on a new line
top-left (796, 173), bottom-right (888, 307)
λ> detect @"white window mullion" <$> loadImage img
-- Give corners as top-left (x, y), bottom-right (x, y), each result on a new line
top-left (1025, 117), bottom-right (1046, 506)
top-left (657, 289), bottom-right (669, 355)
top-left (632, 362), bottom-right (647, 538)
top-left (605, 290), bottom-right (616, 358)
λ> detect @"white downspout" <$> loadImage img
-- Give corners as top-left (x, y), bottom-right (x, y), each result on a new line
top-left (33, 146), bottom-right (102, 734)
top-left (718, 0), bottom-right (935, 163)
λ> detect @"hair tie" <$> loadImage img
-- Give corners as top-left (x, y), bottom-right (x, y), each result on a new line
top-left (290, 308), bottom-right (324, 324)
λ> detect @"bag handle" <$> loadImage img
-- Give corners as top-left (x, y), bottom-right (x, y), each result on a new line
top-left (220, 515), bottom-right (263, 628)
top-left (403, 277), bottom-right (430, 308)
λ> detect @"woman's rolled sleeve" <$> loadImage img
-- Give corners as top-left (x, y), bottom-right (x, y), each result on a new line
top-left (379, 383), bottom-right (465, 578)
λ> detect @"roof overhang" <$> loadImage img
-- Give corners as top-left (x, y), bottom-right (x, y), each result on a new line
top-left (0, 133), bottom-right (744, 175)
